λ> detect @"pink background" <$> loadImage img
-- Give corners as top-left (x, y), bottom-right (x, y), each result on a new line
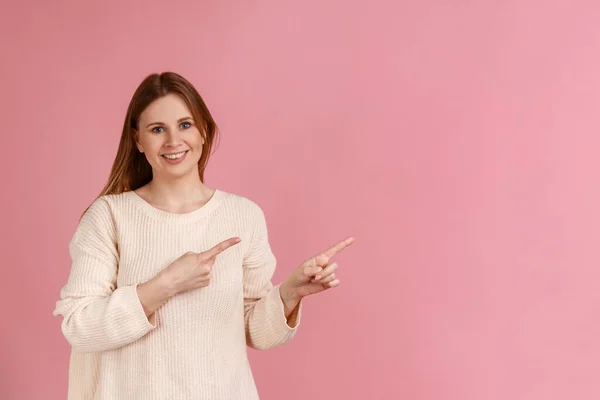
top-left (2, 0), bottom-right (600, 399)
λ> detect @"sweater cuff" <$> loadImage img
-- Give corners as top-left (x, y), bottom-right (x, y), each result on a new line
top-left (127, 284), bottom-right (157, 330)
top-left (271, 284), bottom-right (302, 332)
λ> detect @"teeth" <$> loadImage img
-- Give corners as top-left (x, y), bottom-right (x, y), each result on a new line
top-left (163, 151), bottom-right (186, 160)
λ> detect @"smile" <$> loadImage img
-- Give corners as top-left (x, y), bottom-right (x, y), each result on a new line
top-left (162, 151), bottom-right (188, 160)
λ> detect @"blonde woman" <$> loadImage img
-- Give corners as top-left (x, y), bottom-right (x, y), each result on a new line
top-left (53, 71), bottom-right (354, 400)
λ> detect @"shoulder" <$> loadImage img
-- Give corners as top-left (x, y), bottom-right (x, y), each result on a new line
top-left (70, 195), bottom-right (121, 249)
top-left (218, 189), bottom-right (271, 236)
top-left (81, 196), bottom-right (112, 222)
top-left (83, 192), bottom-right (131, 219)
top-left (219, 189), bottom-right (266, 218)
top-left (84, 191), bottom-right (137, 219)
top-left (77, 193), bottom-right (128, 233)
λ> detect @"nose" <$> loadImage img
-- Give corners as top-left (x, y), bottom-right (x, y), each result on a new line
top-left (165, 129), bottom-right (182, 147)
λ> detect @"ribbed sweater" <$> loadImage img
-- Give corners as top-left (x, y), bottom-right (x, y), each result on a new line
top-left (53, 189), bottom-right (302, 400)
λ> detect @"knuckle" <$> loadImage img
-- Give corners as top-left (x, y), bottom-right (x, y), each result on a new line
top-left (317, 255), bottom-right (329, 264)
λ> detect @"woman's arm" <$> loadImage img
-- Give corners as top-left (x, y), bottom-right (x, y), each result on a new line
top-left (242, 204), bottom-right (302, 350)
top-left (53, 198), bottom-right (158, 353)
top-left (136, 275), bottom-right (177, 317)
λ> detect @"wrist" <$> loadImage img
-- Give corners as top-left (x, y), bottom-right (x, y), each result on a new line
top-left (280, 281), bottom-right (301, 307)
top-left (155, 271), bottom-right (179, 297)
top-left (136, 275), bottom-right (176, 319)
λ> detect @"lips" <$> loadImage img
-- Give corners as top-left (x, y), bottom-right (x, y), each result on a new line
top-left (161, 150), bottom-right (189, 164)
top-left (162, 150), bottom-right (188, 159)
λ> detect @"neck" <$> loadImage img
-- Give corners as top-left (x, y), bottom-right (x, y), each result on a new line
top-left (145, 172), bottom-right (213, 208)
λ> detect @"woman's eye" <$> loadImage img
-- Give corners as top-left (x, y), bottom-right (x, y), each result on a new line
top-left (181, 122), bottom-right (191, 129)
top-left (152, 127), bottom-right (164, 133)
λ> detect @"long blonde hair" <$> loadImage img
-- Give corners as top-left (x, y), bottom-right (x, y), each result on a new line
top-left (82, 72), bottom-right (220, 217)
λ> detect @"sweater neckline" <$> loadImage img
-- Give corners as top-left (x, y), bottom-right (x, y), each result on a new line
top-left (126, 188), bottom-right (226, 223)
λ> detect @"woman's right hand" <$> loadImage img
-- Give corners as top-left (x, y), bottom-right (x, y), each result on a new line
top-left (137, 237), bottom-right (241, 318)
top-left (159, 237), bottom-right (242, 295)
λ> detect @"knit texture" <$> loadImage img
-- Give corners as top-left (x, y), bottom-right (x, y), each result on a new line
top-left (53, 189), bottom-right (302, 400)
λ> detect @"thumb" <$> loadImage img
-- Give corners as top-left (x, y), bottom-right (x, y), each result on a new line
top-left (303, 265), bottom-right (323, 279)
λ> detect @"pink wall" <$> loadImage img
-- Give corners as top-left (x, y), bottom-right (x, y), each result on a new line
top-left (2, 0), bottom-right (600, 399)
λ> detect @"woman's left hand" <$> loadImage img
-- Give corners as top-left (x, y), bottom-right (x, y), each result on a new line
top-left (279, 236), bottom-right (355, 313)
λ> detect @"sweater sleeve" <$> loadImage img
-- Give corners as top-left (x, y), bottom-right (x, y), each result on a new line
top-left (242, 204), bottom-right (302, 350)
top-left (52, 197), bottom-right (156, 353)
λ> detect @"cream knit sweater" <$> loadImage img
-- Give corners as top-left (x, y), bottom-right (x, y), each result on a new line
top-left (53, 189), bottom-right (302, 400)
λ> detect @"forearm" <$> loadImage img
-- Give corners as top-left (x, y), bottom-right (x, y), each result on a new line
top-left (56, 285), bottom-right (157, 352)
top-left (136, 274), bottom-right (178, 318)
top-left (279, 281), bottom-right (301, 319)
top-left (244, 285), bottom-right (302, 350)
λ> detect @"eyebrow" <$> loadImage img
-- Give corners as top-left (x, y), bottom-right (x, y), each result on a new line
top-left (146, 117), bottom-right (193, 128)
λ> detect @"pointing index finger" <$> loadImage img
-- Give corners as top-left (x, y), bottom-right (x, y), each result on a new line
top-left (203, 237), bottom-right (241, 259)
top-left (322, 236), bottom-right (355, 259)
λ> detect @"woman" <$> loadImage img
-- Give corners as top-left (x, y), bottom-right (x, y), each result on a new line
top-left (53, 71), bottom-right (354, 400)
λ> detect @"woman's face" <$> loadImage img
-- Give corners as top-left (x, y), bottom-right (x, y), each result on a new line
top-left (135, 94), bottom-right (205, 180)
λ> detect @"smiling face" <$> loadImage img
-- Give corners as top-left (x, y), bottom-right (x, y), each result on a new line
top-left (134, 93), bottom-right (205, 181)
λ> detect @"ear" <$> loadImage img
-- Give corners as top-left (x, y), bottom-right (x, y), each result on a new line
top-left (201, 124), bottom-right (208, 145)
top-left (133, 130), bottom-right (144, 153)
